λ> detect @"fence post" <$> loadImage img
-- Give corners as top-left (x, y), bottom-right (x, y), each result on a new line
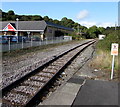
top-left (39, 40), bottom-right (41, 46)
top-left (46, 38), bottom-right (47, 45)
top-left (22, 37), bottom-right (23, 49)
top-left (31, 37), bottom-right (32, 47)
top-left (52, 36), bottom-right (54, 44)
top-left (8, 37), bottom-right (10, 52)
top-left (59, 37), bottom-right (61, 43)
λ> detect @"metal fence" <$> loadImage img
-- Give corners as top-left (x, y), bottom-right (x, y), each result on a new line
top-left (1, 36), bottom-right (72, 52)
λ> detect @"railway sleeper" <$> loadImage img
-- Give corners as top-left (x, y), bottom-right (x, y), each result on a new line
top-left (3, 92), bottom-right (29, 106)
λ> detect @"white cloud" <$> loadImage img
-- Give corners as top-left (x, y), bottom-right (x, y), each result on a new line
top-left (97, 22), bottom-right (115, 28)
top-left (79, 21), bottom-right (96, 28)
top-left (79, 21), bottom-right (115, 28)
top-left (76, 10), bottom-right (89, 20)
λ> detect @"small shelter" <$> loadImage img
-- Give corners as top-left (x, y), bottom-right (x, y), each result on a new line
top-left (99, 34), bottom-right (106, 40)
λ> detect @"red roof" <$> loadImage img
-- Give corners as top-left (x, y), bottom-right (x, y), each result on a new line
top-left (3, 23), bottom-right (16, 31)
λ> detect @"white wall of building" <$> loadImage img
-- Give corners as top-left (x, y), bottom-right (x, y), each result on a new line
top-left (99, 34), bottom-right (106, 40)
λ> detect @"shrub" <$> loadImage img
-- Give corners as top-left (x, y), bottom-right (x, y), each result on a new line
top-left (97, 30), bottom-right (119, 51)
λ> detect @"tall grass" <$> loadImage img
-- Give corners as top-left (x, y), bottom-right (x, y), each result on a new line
top-left (91, 50), bottom-right (118, 71)
top-left (90, 30), bottom-right (119, 72)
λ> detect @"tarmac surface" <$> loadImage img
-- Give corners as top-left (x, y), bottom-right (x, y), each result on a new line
top-left (40, 75), bottom-right (118, 106)
top-left (72, 78), bottom-right (118, 106)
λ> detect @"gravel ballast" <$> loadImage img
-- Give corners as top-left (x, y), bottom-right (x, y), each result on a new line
top-left (1, 40), bottom-right (91, 89)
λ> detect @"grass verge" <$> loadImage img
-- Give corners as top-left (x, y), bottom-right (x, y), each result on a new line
top-left (90, 49), bottom-right (118, 72)
top-left (89, 39), bottom-right (119, 81)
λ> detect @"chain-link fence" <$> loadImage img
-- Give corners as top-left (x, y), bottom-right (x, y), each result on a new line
top-left (1, 36), bottom-right (72, 52)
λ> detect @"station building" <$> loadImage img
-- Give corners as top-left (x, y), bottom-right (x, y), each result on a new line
top-left (0, 20), bottom-right (74, 40)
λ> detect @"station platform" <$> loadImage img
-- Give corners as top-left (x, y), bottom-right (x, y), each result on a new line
top-left (40, 75), bottom-right (119, 107)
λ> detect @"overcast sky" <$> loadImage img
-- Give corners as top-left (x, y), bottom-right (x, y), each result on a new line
top-left (1, 1), bottom-right (119, 28)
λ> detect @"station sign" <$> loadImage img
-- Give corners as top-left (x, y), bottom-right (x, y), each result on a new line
top-left (111, 43), bottom-right (119, 56)
top-left (110, 43), bottom-right (119, 80)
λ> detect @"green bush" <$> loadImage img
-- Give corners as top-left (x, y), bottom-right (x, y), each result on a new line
top-left (97, 30), bottom-right (119, 51)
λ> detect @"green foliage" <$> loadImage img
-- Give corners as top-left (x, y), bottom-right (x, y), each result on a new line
top-left (97, 30), bottom-right (119, 51)
top-left (98, 27), bottom-right (105, 33)
top-left (20, 15), bottom-right (29, 21)
top-left (68, 33), bottom-right (82, 40)
top-left (8, 10), bottom-right (15, 16)
top-left (60, 17), bottom-right (74, 28)
top-left (43, 16), bottom-right (49, 21)
top-left (31, 15), bottom-right (43, 21)
top-left (87, 25), bottom-right (101, 38)
top-left (53, 19), bottom-right (60, 24)
top-left (94, 29), bottom-right (119, 72)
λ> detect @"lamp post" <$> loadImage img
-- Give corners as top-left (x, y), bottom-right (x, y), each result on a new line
top-left (16, 18), bottom-right (19, 43)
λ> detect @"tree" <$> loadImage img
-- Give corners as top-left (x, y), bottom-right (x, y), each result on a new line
top-left (87, 26), bottom-right (100, 38)
top-left (60, 17), bottom-right (75, 28)
top-left (21, 15), bottom-right (29, 21)
top-left (53, 19), bottom-right (60, 25)
top-left (49, 18), bottom-right (53, 22)
top-left (98, 27), bottom-right (105, 34)
top-left (0, 9), bottom-right (2, 21)
top-left (31, 15), bottom-right (43, 21)
top-left (8, 10), bottom-right (15, 16)
top-left (61, 17), bottom-right (68, 21)
top-left (72, 23), bottom-right (80, 32)
top-left (43, 16), bottom-right (50, 22)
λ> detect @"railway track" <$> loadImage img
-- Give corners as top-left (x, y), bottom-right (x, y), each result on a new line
top-left (1, 40), bottom-right (96, 107)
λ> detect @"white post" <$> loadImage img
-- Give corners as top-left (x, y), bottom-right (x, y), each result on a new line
top-left (8, 37), bottom-right (10, 51)
top-left (22, 37), bottom-right (23, 49)
top-left (46, 37), bottom-right (47, 44)
top-left (31, 37), bottom-right (32, 47)
top-left (111, 55), bottom-right (115, 80)
top-left (39, 39), bottom-right (41, 46)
